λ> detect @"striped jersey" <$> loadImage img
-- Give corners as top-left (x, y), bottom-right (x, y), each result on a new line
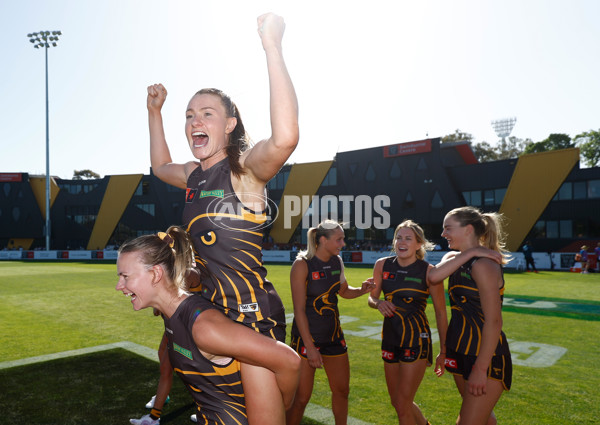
top-left (291, 255), bottom-right (345, 344)
top-left (162, 295), bottom-right (247, 425)
top-left (182, 158), bottom-right (284, 324)
top-left (446, 257), bottom-right (510, 356)
top-left (380, 257), bottom-right (431, 347)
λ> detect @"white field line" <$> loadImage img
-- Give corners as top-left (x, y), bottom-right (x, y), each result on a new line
top-left (0, 341), bottom-right (374, 425)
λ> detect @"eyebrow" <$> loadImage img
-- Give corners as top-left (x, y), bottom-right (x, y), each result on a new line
top-left (186, 106), bottom-right (217, 113)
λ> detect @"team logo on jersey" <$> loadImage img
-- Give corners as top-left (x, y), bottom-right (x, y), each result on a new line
top-left (382, 350), bottom-right (394, 361)
top-left (445, 357), bottom-right (457, 368)
top-left (312, 271), bottom-right (326, 280)
top-left (173, 343), bottom-right (193, 360)
top-left (186, 188), bottom-right (198, 203)
top-left (200, 189), bottom-right (224, 198)
top-left (198, 230), bottom-right (217, 246)
top-left (383, 272), bottom-right (396, 280)
top-left (239, 302), bottom-right (259, 313)
top-left (205, 191), bottom-right (278, 231)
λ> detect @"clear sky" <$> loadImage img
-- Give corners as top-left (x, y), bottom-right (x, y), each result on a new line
top-left (1, 0), bottom-right (598, 179)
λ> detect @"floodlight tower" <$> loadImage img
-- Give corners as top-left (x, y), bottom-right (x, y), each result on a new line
top-left (27, 30), bottom-right (62, 251)
top-left (491, 117), bottom-right (517, 140)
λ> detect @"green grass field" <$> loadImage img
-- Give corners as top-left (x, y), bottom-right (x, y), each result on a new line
top-left (1, 261), bottom-right (599, 424)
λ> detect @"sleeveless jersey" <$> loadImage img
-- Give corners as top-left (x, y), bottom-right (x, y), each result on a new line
top-left (291, 255), bottom-right (345, 345)
top-left (380, 257), bottom-right (431, 347)
top-left (182, 158), bottom-right (284, 324)
top-left (446, 257), bottom-right (510, 356)
top-left (162, 295), bottom-right (247, 425)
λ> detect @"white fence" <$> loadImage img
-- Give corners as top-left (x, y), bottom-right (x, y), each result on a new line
top-left (1, 249), bottom-right (584, 271)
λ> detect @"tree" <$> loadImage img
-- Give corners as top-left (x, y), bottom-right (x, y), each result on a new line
top-left (471, 141), bottom-right (498, 162)
top-left (73, 169), bottom-right (101, 180)
top-left (523, 133), bottom-right (573, 155)
top-left (441, 129), bottom-right (473, 143)
top-left (574, 129), bottom-right (600, 167)
top-left (494, 136), bottom-right (532, 160)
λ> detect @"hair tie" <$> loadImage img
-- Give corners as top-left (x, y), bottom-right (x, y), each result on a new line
top-left (157, 232), bottom-right (175, 248)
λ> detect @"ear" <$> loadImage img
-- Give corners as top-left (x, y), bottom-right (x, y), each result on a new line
top-left (150, 264), bottom-right (164, 285)
top-left (225, 117), bottom-right (237, 134)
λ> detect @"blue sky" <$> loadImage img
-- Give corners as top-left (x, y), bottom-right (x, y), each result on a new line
top-left (1, 0), bottom-right (599, 179)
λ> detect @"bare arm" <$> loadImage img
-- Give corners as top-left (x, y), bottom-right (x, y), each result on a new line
top-left (192, 309), bottom-right (300, 408)
top-left (240, 13), bottom-right (299, 185)
top-left (147, 83), bottom-right (192, 189)
top-left (367, 258), bottom-right (396, 318)
top-left (468, 258), bottom-right (504, 396)
top-left (428, 247), bottom-right (501, 284)
top-left (337, 256), bottom-right (375, 299)
top-left (427, 264), bottom-right (448, 377)
top-left (290, 259), bottom-right (322, 368)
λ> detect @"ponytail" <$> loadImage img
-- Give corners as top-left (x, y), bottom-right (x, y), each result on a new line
top-left (297, 220), bottom-right (343, 261)
top-left (118, 225), bottom-right (195, 294)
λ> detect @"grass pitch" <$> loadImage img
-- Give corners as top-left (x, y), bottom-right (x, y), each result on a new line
top-left (1, 261), bottom-right (599, 424)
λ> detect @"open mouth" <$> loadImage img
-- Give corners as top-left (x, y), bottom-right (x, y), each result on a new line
top-left (124, 291), bottom-right (137, 302)
top-left (192, 131), bottom-right (208, 148)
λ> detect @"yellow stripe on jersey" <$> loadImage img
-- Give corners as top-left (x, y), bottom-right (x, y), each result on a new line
top-left (186, 212), bottom-right (266, 231)
top-left (231, 237), bottom-right (261, 251)
top-left (230, 255), bottom-right (265, 290)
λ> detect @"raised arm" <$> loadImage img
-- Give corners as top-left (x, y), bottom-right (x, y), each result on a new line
top-left (240, 13), bottom-right (299, 184)
top-left (147, 83), bottom-right (189, 189)
top-left (427, 247), bottom-right (502, 284)
top-left (192, 309), bottom-right (300, 408)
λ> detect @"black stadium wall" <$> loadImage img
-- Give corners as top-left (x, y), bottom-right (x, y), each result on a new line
top-left (1, 138), bottom-right (599, 253)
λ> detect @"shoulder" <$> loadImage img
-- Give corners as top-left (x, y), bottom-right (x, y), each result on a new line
top-left (471, 257), bottom-right (502, 277)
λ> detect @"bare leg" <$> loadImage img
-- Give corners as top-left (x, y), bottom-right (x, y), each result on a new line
top-left (384, 360), bottom-right (427, 425)
top-left (242, 363), bottom-right (285, 425)
top-left (322, 354), bottom-right (350, 425)
top-left (286, 358), bottom-right (316, 425)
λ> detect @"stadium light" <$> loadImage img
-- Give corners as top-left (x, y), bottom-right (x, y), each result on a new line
top-left (28, 30), bottom-right (62, 251)
top-left (491, 117), bottom-right (517, 140)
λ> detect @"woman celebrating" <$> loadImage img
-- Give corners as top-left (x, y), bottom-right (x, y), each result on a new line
top-left (116, 226), bottom-right (300, 425)
top-left (287, 220), bottom-right (374, 425)
top-left (147, 12), bottom-right (299, 424)
top-left (437, 206), bottom-right (512, 425)
top-left (368, 220), bottom-right (448, 425)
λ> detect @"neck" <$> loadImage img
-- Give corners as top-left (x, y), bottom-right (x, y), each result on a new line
top-left (314, 248), bottom-right (332, 263)
top-left (155, 288), bottom-right (189, 319)
top-left (200, 149), bottom-right (227, 171)
top-left (396, 256), bottom-right (417, 267)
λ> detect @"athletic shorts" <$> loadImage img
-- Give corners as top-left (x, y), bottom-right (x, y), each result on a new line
top-left (289, 334), bottom-right (348, 358)
top-left (444, 347), bottom-right (512, 391)
top-left (201, 295), bottom-right (286, 343)
top-left (246, 309), bottom-right (286, 343)
top-left (381, 336), bottom-right (432, 364)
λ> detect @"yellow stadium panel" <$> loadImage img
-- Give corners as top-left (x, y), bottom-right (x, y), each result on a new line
top-left (29, 176), bottom-right (60, 218)
top-left (499, 148), bottom-right (579, 251)
top-left (270, 161), bottom-right (334, 243)
top-left (7, 238), bottom-right (34, 250)
top-left (87, 175), bottom-right (143, 250)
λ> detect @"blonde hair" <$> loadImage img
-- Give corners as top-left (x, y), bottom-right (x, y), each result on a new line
top-left (297, 220), bottom-right (343, 261)
top-left (118, 225), bottom-right (195, 293)
top-left (393, 220), bottom-right (434, 260)
top-left (445, 206), bottom-right (511, 264)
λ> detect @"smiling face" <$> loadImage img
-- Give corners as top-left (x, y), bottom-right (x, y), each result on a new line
top-left (441, 215), bottom-right (471, 251)
top-left (393, 227), bottom-right (421, 263)
top-left (319, 226), bottom-right (345, 257)
top-left (185, 93), bottom-right (237, 168)
top-left (115, 251), bottom-right (156, 311)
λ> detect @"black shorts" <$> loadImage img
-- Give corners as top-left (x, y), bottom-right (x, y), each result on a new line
top-left (444, 347), bottom-right (512, 390)
top-left (381, 336), bottom-right (432, 364)
top-left (247, 309), bottom-right (286, 343)
top-left (289, 334), bottom-right (348, 358)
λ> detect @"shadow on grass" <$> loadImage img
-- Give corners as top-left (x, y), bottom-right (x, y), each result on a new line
top-left (0, 348), bottom-right (195, 425)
